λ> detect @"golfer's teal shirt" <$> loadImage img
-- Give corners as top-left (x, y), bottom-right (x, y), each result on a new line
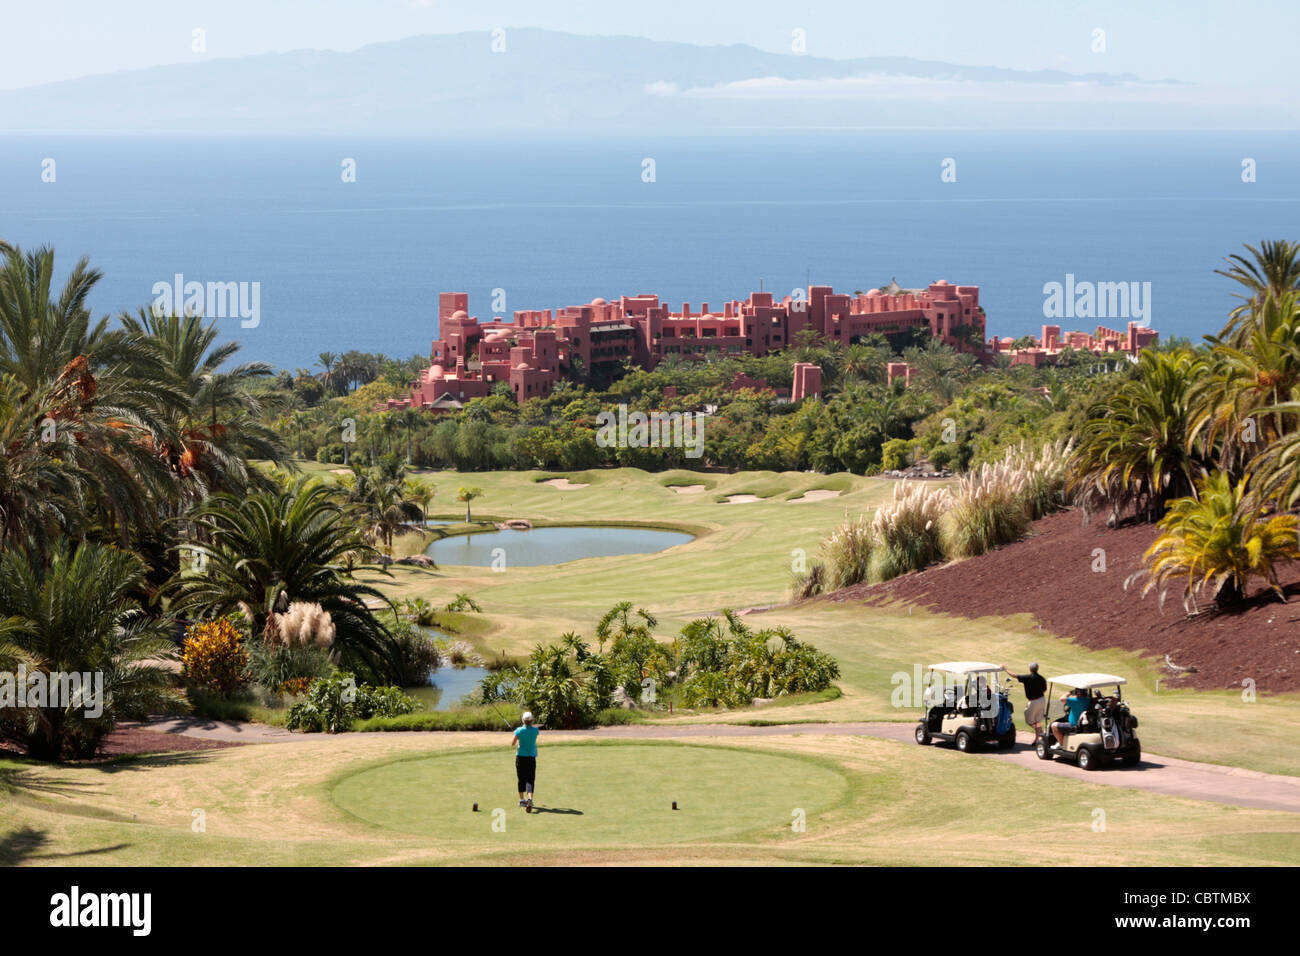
top-left (514, 725), bottom-right (539, 757)
top-left (1065, 696), bottom-right (1088, 726)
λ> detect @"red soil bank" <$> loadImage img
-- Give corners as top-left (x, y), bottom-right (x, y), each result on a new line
top-left (829, 509), bottom-right (1300, 693)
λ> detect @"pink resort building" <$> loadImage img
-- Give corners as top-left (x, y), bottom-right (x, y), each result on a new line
top-left (989, 323), bottom-right (1160, 369)
top-left (395, 281), bottom-right (984, 409)
top-left (379, 282), bottom-right (1159, 409)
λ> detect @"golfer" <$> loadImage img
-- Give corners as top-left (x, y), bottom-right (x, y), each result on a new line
top-left (512, 711), bottom-right (540, 809)
top-left (1002, 662), bottom-right (1047, 739)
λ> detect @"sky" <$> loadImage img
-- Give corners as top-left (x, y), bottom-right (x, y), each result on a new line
top-left (1, 0), bottom-right (1297, 92)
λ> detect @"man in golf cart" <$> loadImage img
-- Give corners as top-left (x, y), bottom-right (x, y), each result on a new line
top-left (1036, 672), bottom-right (1141, 768)
top-left (1050, 687), bottom-right (1088, 747)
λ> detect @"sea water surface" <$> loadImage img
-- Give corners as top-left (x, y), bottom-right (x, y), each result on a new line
top-left (1, 130), bottom-right (1296, 370)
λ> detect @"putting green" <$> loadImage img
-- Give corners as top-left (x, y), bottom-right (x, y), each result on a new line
top-left (330, 742), bottom-right (851, 844)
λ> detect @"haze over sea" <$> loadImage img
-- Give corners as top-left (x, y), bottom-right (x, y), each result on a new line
top-left (1, 129), bottom-right (1296, 371)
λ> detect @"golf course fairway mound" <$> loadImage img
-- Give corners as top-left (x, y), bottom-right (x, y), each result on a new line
top-left (331, 742), bottom-right (850, 844)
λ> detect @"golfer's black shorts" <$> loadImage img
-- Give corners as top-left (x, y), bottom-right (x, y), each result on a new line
top-left (516, 755), bottom-right (536, 790)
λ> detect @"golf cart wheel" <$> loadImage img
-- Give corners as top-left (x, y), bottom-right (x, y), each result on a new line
top-left (1076, 745), bottom-right (1099, 771)
top-left (1121, 745), bottom-right (1141, 767)
top-left (955, 730), bottom-right (974, 753)
top-left (997, 731), bottom-right (1016, 750)
top-left (914, 723), bottom-right (931, 746)
top-left (1035, 737), bottom-right (1053, 760)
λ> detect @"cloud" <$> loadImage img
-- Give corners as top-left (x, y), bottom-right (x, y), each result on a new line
top-left (656, 73), bottom-right (1249, 108)
top-left (643, 80), bottom-right (680, 96)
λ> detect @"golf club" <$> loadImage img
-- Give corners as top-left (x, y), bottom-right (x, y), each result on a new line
top-left (489, 700), bottom-right (514, 730)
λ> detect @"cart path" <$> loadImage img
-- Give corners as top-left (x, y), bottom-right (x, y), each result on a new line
top-left (118, 718), bottom-right (1300, 814)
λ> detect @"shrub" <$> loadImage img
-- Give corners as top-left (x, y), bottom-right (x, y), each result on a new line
top-left (791, 561), bottom-right (825, 599)
top-left (181, 616), bottom-right (250, 697)
top-left (285, 671), bottom-right (416, 733)
top-left (247, 641), bottom-right (335, 691)
top-left (443, 593), bottom-right (482, 613)
top-left (356, 683), bottom-right (418, 720)
top-left (389, 621), bottom-right (441, 686)
top-left (881, 437), bottom-right (914, 471)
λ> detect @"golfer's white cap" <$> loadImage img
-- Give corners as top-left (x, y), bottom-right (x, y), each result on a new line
top-left (522, 711), bottom-right (533, 723)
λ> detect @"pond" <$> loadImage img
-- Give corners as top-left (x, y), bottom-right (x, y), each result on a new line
top-left (407, 666), bottom-right (492, 711)
top-left (424, 525), bottom-right (694, 567)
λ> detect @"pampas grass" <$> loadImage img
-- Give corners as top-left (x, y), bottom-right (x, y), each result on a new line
top-left (868, 481), bottom-right (951, 581)
top-left (820, 515), bottom-right (875, 590)
top-left (811, 439), bottom-right (1076, 593)
top-left (941, 440), bottom-right (1071, 558)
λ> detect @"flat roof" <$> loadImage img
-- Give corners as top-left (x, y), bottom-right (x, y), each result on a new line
top-left (928, 661), bottom-right (1002, 674)
top-left (1048, 672), bottom-right (1127, 689)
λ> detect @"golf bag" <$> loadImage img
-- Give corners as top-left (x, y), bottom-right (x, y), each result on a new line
top-left (995, 692), bottom-right (1013, 735)
top-left (1096, 697), bottom-right (1133, 750)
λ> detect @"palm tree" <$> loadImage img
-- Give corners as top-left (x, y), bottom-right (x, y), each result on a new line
top-left (401, 408), bottom-right (422, 464)
top-left (118, 308), bottom-right (290, 502)
top-left (1069, 348), bottom-right (1210, 523)
top-left (1189, 292), bottom-right (1300, 475)
top-left (317, 352), bottom-right (338, 396)
top-left (0, 244), bottom-right (175, 542)
top-left (367, 479), bottom-right (425, 555)
top-left (1131, 471), bottom-right (1300, 609)
top-left (1215, 240), bottom-right (1300, 341)
top-left (457, 485), bottom-right (483, 522)
top-left (594, 601), bottom-right (658, 653)
top-left (403, 476), bottom-right (436, 522)
top-left (0, 542), bottom-right (182, 760)
top-left (1249, 401), bottom-right (1300, 510)
top-left (0, 376), bottom-right (93, 550)
top-left (169, 480), bottom-right (403, 683)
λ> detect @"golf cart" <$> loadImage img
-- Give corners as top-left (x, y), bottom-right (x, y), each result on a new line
top-left (1034, 672), bottom-right (1141, 770)
top-left (914, 661), bottom-right (1017, 752)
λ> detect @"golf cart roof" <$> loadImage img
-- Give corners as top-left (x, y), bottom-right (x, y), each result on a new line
top-left (928, 661), bottom-right (1002, 675)
top-left (1048, 672), bottom-right (1127, 689)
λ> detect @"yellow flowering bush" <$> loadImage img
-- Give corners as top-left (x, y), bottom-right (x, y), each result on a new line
top-left (181, 616), bottom-right (250, 697)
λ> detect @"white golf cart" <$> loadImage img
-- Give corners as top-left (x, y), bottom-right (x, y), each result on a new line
top-left (1034, 672), bottom-right (1141, 770)
top-left (914, 661), bottom-right (1017, 752)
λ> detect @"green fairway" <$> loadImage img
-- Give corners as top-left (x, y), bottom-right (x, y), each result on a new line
top-left (331, 742), bottom-right (849, 844)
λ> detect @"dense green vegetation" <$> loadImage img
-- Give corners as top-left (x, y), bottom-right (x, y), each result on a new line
top-left (0, 244), bottom-right (416, 758)
top-left (471, 603), bottom-right (839, 727)
top-left (259, 327), bottom-right (1124, 476)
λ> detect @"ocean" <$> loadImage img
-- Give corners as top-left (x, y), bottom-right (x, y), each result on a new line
top-left (1, 130), bottom-right (1296, 371)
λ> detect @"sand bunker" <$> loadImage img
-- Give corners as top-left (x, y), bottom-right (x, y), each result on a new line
top-left (789, 489), bottom-right (842, 503)
top-left (725, 494), bottom-right (762, 504)
top-left (542, 478), bottom-right (590, 489)
top-left (670, 484), bottom-right (706, 495)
